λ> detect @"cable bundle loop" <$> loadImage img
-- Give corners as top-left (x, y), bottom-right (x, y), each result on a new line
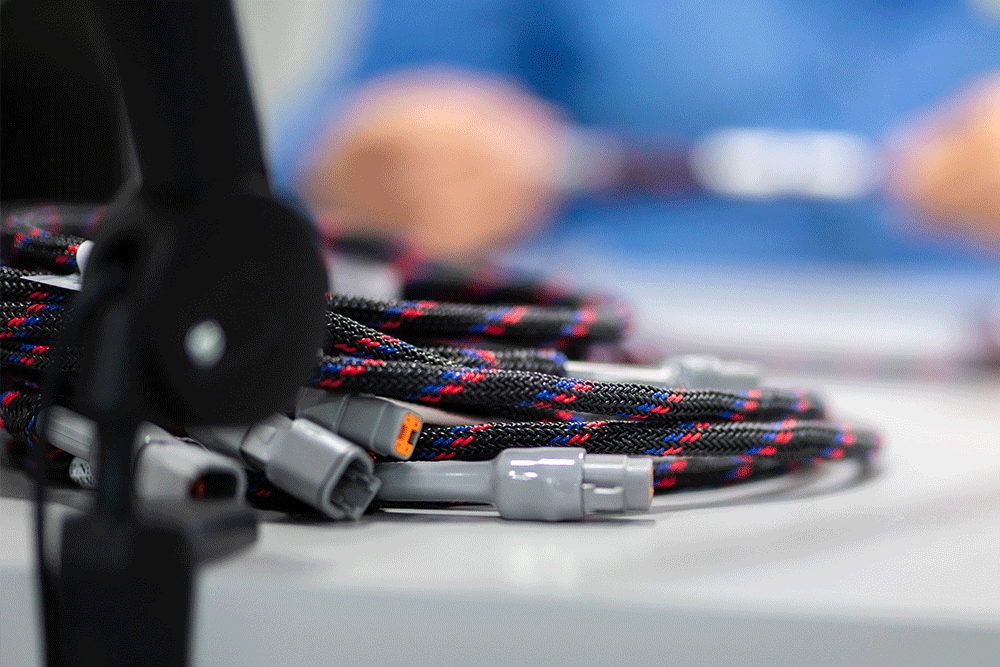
top-left (2, 203), bottom-right (880, 508)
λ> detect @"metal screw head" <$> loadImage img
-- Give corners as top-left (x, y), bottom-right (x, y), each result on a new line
top-left (184, 319), bottom-right (226, 370)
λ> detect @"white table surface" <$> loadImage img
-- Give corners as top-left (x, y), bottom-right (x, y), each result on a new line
top-left (3, 374), bottom-right (999, 666)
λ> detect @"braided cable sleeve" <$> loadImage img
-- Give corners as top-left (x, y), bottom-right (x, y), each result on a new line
top-left (2, 341), bottom-right (79, 373)
top-left (424, 345), bottom-right (568, 374)
top-left (327, 294), bottom-right (626, 349)
top-left (2, 286), bottom-right (71, 308)
top-left (312, 356), bottom-right (824, 422)
top-left (5, 268), bottom-right (621, 367)
top-left (2, 379), bottom-right (873, 505)
top-left (9, 311), bottom-right (567, 377)
top-left (1, 204), bottom-right (883, 506)
top-left (3, 205), bottom-right (628, 324)
top-left (410, 418), bottom-right (876, 461)
top-left (2, 303), bottom-right (68, 342)
top-left (651, 455), bottom-right (799, 490)
top-left (1, 381), bottom-right (44, 441)
top-left (0, 382), bottom-right (75, 483)
top-left (2, 274), bottom-right (77, 375)
top-left (326, 314), bottom-right (568, 373)
top-left (326, 311), bottom-right (462, 366)
top-left (1, 224), bottom-right (84, 274)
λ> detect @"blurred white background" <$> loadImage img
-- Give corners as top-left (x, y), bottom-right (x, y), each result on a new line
top-left (233, 0), bottom-right (367, 155)
top-left (229, 0), bottom-right (1000, 377)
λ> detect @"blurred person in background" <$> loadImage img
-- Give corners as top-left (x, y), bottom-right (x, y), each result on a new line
top-left (272, 0), bottom-right (1000, 269)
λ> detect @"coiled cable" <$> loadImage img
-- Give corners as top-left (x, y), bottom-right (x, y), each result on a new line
top-left (2, 203), bottom-right (881, 509)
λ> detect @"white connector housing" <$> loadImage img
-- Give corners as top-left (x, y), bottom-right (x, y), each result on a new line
top-left (375, 447), bottom-right (653, 521)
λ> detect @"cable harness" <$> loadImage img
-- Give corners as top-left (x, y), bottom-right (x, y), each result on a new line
top-left (2, 204), bottom-right (881, 518)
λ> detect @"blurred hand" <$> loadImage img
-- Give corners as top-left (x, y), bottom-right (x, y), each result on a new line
top-left (298, 69), bottom-right (567, 260)
top-left (889, 73), bottom-right (1000, 246)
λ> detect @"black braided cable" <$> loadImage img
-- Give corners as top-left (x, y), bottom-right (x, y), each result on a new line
top-left (5, 267), bottom-right (623, 366)
top-left (312, 356), bottom-right (824, 422)
top-left (0, 382), bottom-right (75, 484)
top-left (327, 294), bottom-right (625, 348)
top-left (422, 345), bottom-right (567, 374)
top-left (1, 381), bottom-right (44, 439)
top-left (1, 204), bottom-right (883, 508)
top-left (325, 311), bottom-right (462, 366)
top-left (410, 418), bottom-right (874, 461)
top-left (1, 303), bottom-right (67, 342)
top-left (650, 454), bottom-right (800, 490)
top-left (0, 340), bottom-right (99, 490)
top-left (2, 341), bottom-right (79, 373)
top-left (1, 222), bottom-right (84, 274)
top-left (9, 305), bottom-right (566, 377)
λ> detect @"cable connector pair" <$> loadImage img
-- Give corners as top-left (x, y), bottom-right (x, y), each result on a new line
top-left (295, 388), bottom-right (422, 459)
top-left (189, 414), bottom-right (381, 520)
top-left (375, 447), bottom-right (653, 521)
top-left (44, 406), bottom-right (246, 503)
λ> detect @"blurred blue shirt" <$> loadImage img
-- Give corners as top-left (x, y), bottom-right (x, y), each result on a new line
top-left (272, 0), bottom-right (1000, 268)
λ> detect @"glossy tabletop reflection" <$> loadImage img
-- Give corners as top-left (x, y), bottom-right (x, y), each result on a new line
top-left (4, 376), bottom-right (999, 666)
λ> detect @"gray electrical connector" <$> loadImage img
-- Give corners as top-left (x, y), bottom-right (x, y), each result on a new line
top-left (375, 447), bottom-right (653, 521)
top-left (188, 414), bottom-right (381, 520)
top-left (43, 406), bottom-right (247, 503)
top-left (564, 354), bottom-right (760, 391)
top-left (295, 388), bottom-right (422, 460)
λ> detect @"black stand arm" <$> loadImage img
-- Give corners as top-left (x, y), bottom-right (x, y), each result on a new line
top-left (43, 2), bottom-right (329, 666)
